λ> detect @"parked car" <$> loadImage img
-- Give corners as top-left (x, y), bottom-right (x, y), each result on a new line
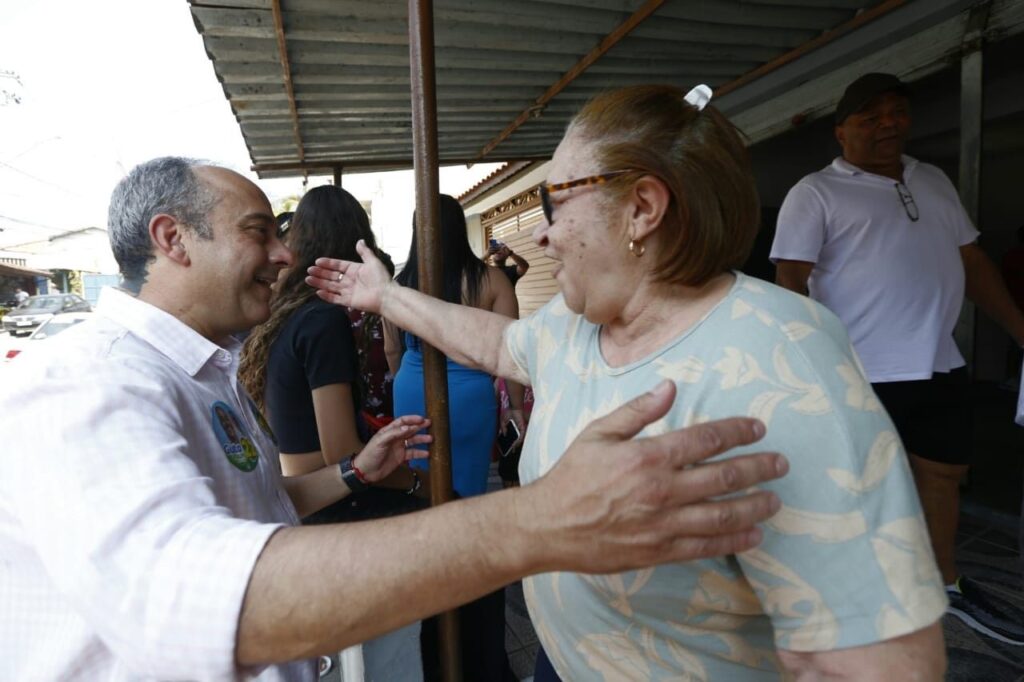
top-left (4, 311), bottom-right (94, 362)
top-left (1, 294), bottom-right (91, 337)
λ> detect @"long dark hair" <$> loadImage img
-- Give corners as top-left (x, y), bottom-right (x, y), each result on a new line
top-left (396, 194), bottom-right (487, 308)
top-left (239, 185), bottom-right (390, 412)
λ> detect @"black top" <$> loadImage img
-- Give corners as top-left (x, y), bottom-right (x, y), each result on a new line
top-left (265, 299), bottom-right (359, 453)
top-left (500, 264), bottom-right (521, 286)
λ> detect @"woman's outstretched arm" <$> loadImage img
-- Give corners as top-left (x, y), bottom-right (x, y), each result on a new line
top-left (307, 240), bottom-right (529, 384)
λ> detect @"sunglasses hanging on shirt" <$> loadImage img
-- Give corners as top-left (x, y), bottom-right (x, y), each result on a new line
top-left (894, 182), bottom-right (919, 222)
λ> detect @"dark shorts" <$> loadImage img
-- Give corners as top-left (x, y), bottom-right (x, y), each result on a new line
top-left (872, 367), bottom-right (973, 466)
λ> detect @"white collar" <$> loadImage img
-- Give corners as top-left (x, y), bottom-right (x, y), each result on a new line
top-left (831, 154), bottom-right (918, 181)
top-left (96, 287), bottom-right (239, 376)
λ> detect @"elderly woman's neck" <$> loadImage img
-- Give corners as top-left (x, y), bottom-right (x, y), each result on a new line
top-left (600, 272), bottom-right (734, 367)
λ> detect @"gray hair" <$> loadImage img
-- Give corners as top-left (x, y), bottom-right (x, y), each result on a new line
top-left (107, 156), bottom-right (217, 287)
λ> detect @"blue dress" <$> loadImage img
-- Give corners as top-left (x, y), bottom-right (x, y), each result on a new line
top-left (393, 333), bottom-right (497, 497)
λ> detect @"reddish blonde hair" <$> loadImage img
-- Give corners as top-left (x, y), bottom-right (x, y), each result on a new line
top-left (568, 85), bottom-right (760, 286)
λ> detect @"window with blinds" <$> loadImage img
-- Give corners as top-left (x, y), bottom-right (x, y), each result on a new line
top-left (482, 187), bottom-right (559, 318)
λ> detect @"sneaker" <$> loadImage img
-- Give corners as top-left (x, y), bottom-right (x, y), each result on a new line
top-left (946, 576), bottom-right (1024, 646)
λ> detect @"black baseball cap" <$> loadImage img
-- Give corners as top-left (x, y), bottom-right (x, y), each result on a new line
top-left (835, 73), bottom-right (910, 124)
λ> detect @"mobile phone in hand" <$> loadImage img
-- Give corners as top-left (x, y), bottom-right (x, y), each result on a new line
top-left (497, 419), bottom-right (521, 458)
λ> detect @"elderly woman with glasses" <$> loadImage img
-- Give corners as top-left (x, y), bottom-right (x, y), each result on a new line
top-left (308, 85), bottom-right (947, 680)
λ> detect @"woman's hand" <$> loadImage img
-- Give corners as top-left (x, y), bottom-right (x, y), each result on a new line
top-left (306, 240), bottom-right (393, 314)
top-left (353, 415), bottom-right (432, 483)
top-left (502, 408), bottom-right (526, 450)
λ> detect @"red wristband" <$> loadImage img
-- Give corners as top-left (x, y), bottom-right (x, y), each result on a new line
top-left (351, 460), bottom-right (370, 484)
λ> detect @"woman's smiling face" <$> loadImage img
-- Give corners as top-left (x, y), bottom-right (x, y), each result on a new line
top-left (533, 131), bottom-right (641, 323)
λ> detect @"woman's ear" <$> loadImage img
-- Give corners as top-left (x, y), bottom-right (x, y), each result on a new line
top-left (150, 214), bottom-right (190, 266)
top-left (627, 174), bottom-right (671, 242)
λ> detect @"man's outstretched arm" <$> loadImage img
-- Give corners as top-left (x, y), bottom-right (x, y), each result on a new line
top-left (237, 380), bottom-right (788, 664)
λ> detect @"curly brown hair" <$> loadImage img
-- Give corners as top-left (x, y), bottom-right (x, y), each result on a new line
top-left (238, 185), bottom-right (391, 414)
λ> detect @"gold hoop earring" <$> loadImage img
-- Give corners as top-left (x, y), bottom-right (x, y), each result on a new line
top-left (628, 240), bottom-right (645, 257)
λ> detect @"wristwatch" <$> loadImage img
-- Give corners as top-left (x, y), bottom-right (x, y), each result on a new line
top-left (339, 455), bottom-right (369, 493)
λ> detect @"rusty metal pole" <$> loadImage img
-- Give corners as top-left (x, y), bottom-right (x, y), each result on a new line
top-left (408, 1), bottom-right (461, 680)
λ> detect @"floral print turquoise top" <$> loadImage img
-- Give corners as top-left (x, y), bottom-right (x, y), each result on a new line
top-left (504, 273), bottom-right (946, 680)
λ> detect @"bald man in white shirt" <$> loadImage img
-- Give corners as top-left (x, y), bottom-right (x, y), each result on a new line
top-left (0, 157), bottom-right (790, 681)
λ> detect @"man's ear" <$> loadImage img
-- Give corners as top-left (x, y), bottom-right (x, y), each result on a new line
top-left (627, 174), bottom-right (671, 242)
top-left (150, 214), bottom-right (190, 266)
top-left (834, 124), bottom-right (846, 148)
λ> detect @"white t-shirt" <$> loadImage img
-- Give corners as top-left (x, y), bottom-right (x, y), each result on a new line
top-left (770, 155), bottom-right (978, 382)
top-left (0, 288), bottom-right (313, 681)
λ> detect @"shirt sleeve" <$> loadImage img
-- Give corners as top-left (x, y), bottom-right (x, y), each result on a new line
top-left (504, 294), bottom-right (562, 385)
top-left (928, 165), bottom-right (980, 246)
top-left (732, 320), bottom-right (947, 652)
top-left (1, 358), bottom-right (282, 680)
top-left (295, 304), bottom-right (357, 390)
top-left (770, 180), bottom-right (828, 264)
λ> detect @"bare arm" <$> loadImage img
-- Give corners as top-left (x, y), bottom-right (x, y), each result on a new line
top-left (280, 462), bottom-right (353, 519)
top-left (962, 242), bottom-right (1024, 346)
top-left (774, 259), bottom-right (815, 296)
top-left (383, 319), bottom-right (403, 374)
top-left (310, 383), bottom-right (363, 466)
top-left (509, 249), bottom-right (530, 277)
top-left (307, 241), bottom-right (528, 385)
top-left (487, 268), bottom-right (527, 432)
top-left (778, 622), bottom-right (945, 681)
top-left (281, 416), bottom-right (432, 517)
top-left (237, 380), bottom-right (789, 665)
top-left (309, 381), bottom-right (421, 494)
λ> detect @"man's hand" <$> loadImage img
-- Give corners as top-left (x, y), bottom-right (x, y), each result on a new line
top-left (353, 415), bottom-right (432, 483)
top-left (306, 240), bottom-right (393, 314)
top-left (238, 380), bottom-right (786, 664)
top-left (516, 380), bottom-right (787, 574)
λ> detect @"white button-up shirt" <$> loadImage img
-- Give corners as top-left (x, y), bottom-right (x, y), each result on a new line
top-left (0, 288), bottom-right (313, 681)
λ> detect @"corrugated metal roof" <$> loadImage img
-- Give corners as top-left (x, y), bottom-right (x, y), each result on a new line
top-left (457, 161), bottom-right (537, 204)
top-left (189, 0), bottom-right (990, 179)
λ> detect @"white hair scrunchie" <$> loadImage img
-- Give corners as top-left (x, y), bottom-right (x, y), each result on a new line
top-left (684, 84), bottom-right (713, 111)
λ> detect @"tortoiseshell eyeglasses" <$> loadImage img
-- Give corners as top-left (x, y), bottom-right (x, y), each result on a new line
top-left (539, 170), bottom-right (637, 224)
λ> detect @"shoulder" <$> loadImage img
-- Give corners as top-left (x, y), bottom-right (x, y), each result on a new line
top-left (726, 275), bottom-right (851, 352)
top-left (3, 318), bottom-right (185, 410)
top-left (482, 264), bottom-right (515, 298)
top-left (910, 159), bottom-right (956, 190)
top-left (521, 293), bottom-right (585, 341)
top-left (296, 299), bottom-right (353, 329)
top-left (485, 264), bottom-right (514, 288)
top-left (526, 293), bottom-right (573, 323)
top-left (781, 170), bottom-right (834, 210)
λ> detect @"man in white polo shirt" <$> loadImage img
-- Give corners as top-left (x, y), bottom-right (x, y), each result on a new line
top-left (772, 73), bottom-right (1024, 645)
top-left (0, 157), bottom-right (791, 681)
